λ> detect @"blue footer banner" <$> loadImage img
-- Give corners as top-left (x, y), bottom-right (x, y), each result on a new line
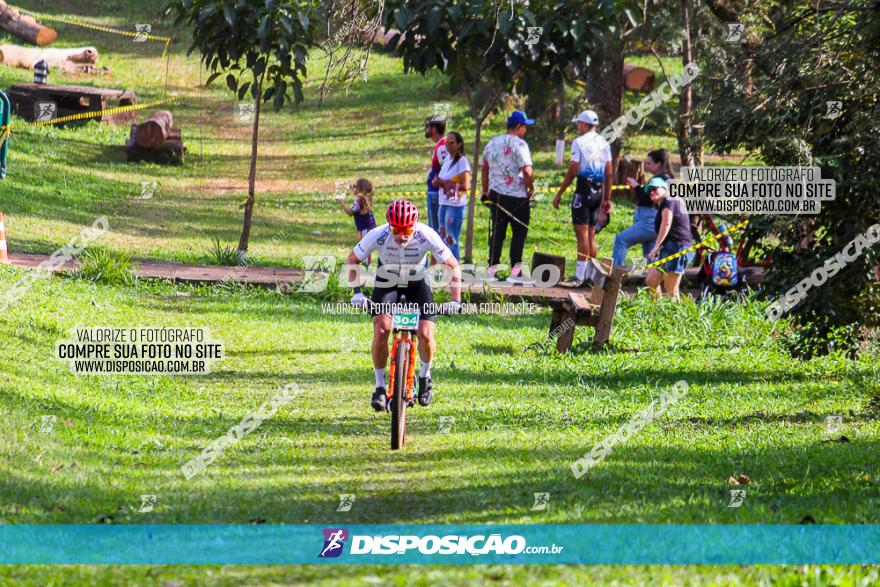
top-left (1, 525), bottom-right (878, 565)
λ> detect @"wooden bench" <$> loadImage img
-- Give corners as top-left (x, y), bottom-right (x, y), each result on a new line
top-left (547, 257), bottom-right (626, 352)
top-left (6, 83), bottom-right (137, 126)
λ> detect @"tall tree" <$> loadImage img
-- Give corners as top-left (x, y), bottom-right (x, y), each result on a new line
top-left (699, 0), bottom-right (880, 355)
top-left (167, 0), bottom-right (316, 260)
top-left (385, 0), bottom-right (611, 261)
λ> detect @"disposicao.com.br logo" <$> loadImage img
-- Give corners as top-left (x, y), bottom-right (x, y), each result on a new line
top-left (319, 529), bottom-right (564, 558)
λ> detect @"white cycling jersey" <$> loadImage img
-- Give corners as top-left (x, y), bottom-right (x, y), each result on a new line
top-left (353, 222), bottom-right (453, 267)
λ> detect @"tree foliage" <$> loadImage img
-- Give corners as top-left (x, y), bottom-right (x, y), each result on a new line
top-left (699, 0), bottom-right (880, 353)
top-left (166, 0), bottom-right (316, 110)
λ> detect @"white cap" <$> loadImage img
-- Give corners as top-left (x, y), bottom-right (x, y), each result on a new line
top-left (572, 110), bottom-right (599, 125)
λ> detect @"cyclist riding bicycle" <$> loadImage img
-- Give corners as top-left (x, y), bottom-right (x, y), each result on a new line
top-left (345, 199), bottom-right (462, 411)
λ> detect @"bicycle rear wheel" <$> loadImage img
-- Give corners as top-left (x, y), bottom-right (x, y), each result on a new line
top-left (390, 338), bottom-right (410, 450)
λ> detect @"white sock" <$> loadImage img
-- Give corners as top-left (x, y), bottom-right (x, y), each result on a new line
top-left (576, 261), bottom-right (586, 280)
top-left (374, 368), bottom-right (386, 388)
top-left (419, 360), bottom-right (431, 378)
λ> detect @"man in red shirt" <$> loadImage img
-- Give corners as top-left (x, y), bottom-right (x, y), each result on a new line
top-left (424, 116), bottom-right (448, 231)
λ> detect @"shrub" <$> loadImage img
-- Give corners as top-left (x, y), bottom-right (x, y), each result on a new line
top-left (207, 239), bottom-right (240, 266)
top-left (74, 247), bottom-right (137, 286)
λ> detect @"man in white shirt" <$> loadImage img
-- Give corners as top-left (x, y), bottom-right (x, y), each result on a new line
top-left (552, 110), bottom-right (613, 287)
top-left (480, 111), bottom-right (536, 277)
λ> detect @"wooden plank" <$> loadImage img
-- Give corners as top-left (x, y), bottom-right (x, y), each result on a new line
top-left (568, 292), bottom-right (590, 314)
top-left (549, 306), bottom-right (565, 332)
top-left (7, 83), bottom-right (137, 125)
top-left (577, 314), bottom-right (598, 328)
top-left (555, 313), bottom-right (576, 353)
top-left (592, 266), bottom-right (626, 347)
top-left (10, 83), bottom-right (135, 100)
top-left (589, 283), bottom-right (605, 306)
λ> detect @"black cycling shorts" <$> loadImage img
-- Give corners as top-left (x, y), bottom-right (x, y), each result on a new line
top-left (369, 277), bottom-right (436, 322)
top-left (571, 176), bottom-right (603, 226)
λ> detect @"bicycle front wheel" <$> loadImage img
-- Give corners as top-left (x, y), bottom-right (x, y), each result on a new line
top-left (390, 338), bottom-right (410, 450)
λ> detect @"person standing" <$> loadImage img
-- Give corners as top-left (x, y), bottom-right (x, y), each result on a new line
top-left (613, 149), bottom-right (674, 268)
top-left (424, 116), bottom-right (448, 232)
top-left (552, 110), bottom-right (612, 287)
top-left (644, 177), bottom-right (695, 300)
top-left (481, 111), bottom-right (535, 277)
top-left (433, 132), bottom-right (471, 260)
top-left (337, 179), bottom-right (377, 306)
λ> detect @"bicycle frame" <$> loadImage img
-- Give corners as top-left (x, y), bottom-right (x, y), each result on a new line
top-left (387, 330), bottom-right (417, 404)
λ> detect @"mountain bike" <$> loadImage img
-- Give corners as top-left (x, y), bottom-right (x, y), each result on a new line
top-left (388, 298), bottom-right (419, 450)
top-left (386, 296), bottom-right (458, 450)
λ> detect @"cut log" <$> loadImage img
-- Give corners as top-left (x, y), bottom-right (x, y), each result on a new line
top-left (0, 45), bottom-right (98, 69)
top-left (0, 1), bottom-right (57, 46)
top-left (134, 111), bottom-right (174, 149)
top-left (126, 123), bottom-right (184, 165)
top-left (622, 64), bottom-right (656, 92)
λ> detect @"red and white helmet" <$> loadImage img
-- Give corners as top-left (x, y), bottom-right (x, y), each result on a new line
top-left (386, 199), bottom-right (418, 229)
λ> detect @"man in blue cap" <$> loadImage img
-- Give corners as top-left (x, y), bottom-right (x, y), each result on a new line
top-left (480, 110), bottom-right (536, 278)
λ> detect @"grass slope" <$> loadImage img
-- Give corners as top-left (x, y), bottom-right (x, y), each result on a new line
top-left (0, 270), bottom-right (878, 583)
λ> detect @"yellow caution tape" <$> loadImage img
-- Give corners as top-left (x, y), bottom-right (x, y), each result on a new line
top-left (16, 8), bottom-right (173, 57)
top-left (375, 185), bottom-right (629, 198)
top-left (645, 219), bottom-right (749, 271)
top-left (4, 96), bottom-right (181, 131)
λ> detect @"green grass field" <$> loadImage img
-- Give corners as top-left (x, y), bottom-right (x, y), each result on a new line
top-left (2, 0), bottom-right (879, 584)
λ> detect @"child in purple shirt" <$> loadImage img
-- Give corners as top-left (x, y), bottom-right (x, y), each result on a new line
top-left (338, 178), bottom-right (377, 239)
top-left (337, 179), bottom-right (377, 296)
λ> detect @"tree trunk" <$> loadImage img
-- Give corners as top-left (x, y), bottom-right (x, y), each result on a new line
top-left (237, 74), bottom-right (265, 258)
top-left (584, 46), bottom-right (624, 172)
top-left (0, 45), bottom-right (97, 68)
top-left (463, 118), bottom-right (482, 264)
top-left (0, 1), bottom-right (57, 46)
top-left (678, 0), bottom-right (696, 167)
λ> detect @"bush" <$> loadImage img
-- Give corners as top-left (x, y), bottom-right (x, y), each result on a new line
top-left (207, 239), bottom-right (240, 266)
top-left (780, 319), bottom-right (861, 361)
top-left (74, 247), bottom-right (137, 286)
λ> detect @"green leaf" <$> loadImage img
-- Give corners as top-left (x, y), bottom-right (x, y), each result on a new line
top-left (226, 74), bottom-right (238, 92)
top-left (258, 14), bottom-right (270, 38)
top-left (273, 80), bottom-right (286, 110)
top-left (205, 71), bottom-right (223, 86)
top-left (197, 5), bottom-right (214, 25)
top-left (393, 7), bottom-right (409, 31)
top-left (223, 5), bottom-right (235, 27)
top-left (238, 82), bottom-right (251, 99)
top-left (426, 6), bottom-right (441, 34)
top-left (297, 11), bottom-right (309, 30)
top-left (280, 14), bottom-right (294, 35)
